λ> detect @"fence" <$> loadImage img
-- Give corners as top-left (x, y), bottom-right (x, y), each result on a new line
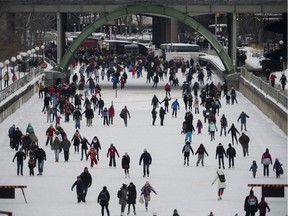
top-left (0, 67), bottom-right (44, 103)
top-left (240, 67), bottom-right (288, 109)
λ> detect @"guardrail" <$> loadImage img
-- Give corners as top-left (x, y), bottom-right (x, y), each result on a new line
top-left (0, 67), bottom-right (44, 103)
top-left (240, 67), bottom-right (287, 109)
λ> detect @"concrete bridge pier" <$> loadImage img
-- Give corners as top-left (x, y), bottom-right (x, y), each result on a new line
top-left (57, 13), bottom-right (67, 65)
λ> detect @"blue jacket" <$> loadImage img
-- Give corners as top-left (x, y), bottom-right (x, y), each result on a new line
top-left (171, 100), bottom-right (180, 110)
top-left (238, 112), bottom-right (249, 123)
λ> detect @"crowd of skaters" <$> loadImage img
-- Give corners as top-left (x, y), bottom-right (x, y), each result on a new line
top-left (7, 46), bottom-right (285, 216)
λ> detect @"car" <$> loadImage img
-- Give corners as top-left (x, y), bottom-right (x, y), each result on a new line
top-left (141, 28), bottom-right (152, 35)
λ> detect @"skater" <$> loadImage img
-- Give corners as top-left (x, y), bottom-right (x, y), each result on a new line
top-left (80, 136), bottom-right (90, 161)
top-left (182, 141), bottom-right (194, 166)
top-left (211, 169), bottom-right (226, 200)
top-left (196, 119), bottom-right (203, 134)
top-left (244, 190), bottom-right (258, 216)
top-left (139, 148), bottom-right (152, 177)
top-left (122, 152), bottom-right (130, 178)
top-left (127, 182), bottom-right (137, 215)
top-left (91, 136), bottom-right (101, 160)
top-left (140, 181), bottom-right (157, 211)
top-left (249, 160), bottom-right (258, 178)
top-left (118, 184), bottom-right (128, 216)
top-left (273, 158), bottom-right (283, 178)
top-left (28, 155), bottom-right (36, 176)
top-left (226, 143), bottom-right (236, 168)
top-left (120, 106), bottom-right (131, 127)
top-left (35, 146), bottom-right (46, 176)
top-left (173, 209), bottom-right (180, 216)
top-left (51, 137), bottom-right (62, 162)
top-left (208, 121), bottom-right (218, 141)
top-left (279, 73), bottom-right (287, 90)
top-left (12, 148), bottom-right (26, 176)
top-left (195, 143), bottom-right (209, 166)
top-left (97, 186), bottom-right (110, 216)
top-left (239, 132), bottom-right (250, 157)
top-left (45, 124), bottom-right (56, 146)
top-left (159, 107), bottom-right (166, 126)
top-left (107, 144), bottom-right (120, 167)
top-left (258, 197), bottom-right (271, 216)
top-left (151, 107), bottom-right (157, 126)
top-left (261, 148), bottom-right (273, 177)
top-left (215, 143), bottom-right (226, 169)
top-left (87, 146), bottom-right (98, 168)
top-left (80, 167), bottom-right (92, 200)
top-left (71, 176), bottom-right (85, 203)
top-left (237, 111), bottom-right (249, 131)
top-left (71, 130), bottom-right (82, 153)
top-left (220, 114), bottom-right (228, 136)
top-left (228, 123), bottom-right (240, 145)
top-left (151, 95), bottom-right (160, 109)
top-left (171, 99), bottom-right (180, 118)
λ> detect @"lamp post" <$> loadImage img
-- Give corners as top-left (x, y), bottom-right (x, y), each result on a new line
top-left (41, 44), bottom-right (45, 62)
top-left (4, 59), bottom-right (10, 74)
top-left (35, 46), bottom-right (40, 66)
top-left (0, 62), bottom-right (4, 90)
top-left (279, 40), bottom-right (284, 72)
top-left (125, 26), bottom-right (127, 39)
top-left (27, 50), bottom-right (31, 72)
top-left (11, 57), bottom-right (16, 78)
top-left (31, 48), bottom-right (35, 69)
top-left (17, 55), bottom-right (22, 77)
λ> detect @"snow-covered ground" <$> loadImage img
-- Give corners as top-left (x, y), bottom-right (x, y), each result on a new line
top-left (0, 64), bottom-right (287, 216)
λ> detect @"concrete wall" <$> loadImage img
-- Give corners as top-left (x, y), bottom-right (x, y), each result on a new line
top-left (0, 85), bottom-right (36, 123)
top-left (239, 77), bottom-right (287, 134)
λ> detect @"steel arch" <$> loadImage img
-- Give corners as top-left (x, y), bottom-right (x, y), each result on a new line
top-left (57, 5), bottom-right (235, 73)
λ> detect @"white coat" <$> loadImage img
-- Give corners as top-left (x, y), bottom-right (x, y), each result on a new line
top-left (212, 169), bottom-right (226, 189)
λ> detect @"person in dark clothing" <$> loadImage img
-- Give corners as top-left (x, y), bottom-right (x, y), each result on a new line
top-left (71, 176), bottom-right (85, 203)
top-left (228, 123), bottom-right (240, 145)
top-left (258, 197), bottom-right (270, 216)
top-left (61, 135), bottom-right (71, 162)
top-left (12, 148), bottom-right (26, 176)
top-left (239, 132), bottom-right (250, 157)
top-left (161, 96), bottom-right (171, 113)
top-left (80, 136), bottom-right (90, 161)
top-left (182, 141), bottom-right (194, 166)
top-left (80, 167), bottom-right (92, 200)
top-left (13, 127), bottom-right (22, 151)
top-left (151, 95), bottom-right (160, 109)
top-left (35, 146), bottom-right (46, 176)
top-left (127, 182), bottom-right (137, 215)
top-left (195, 143), bottom-right (209, 166)
top-left (215, 143), bottom-right (226, 169)
top-left (139, 149), bottom-right (152, 177)
top-left (159, 107), bottom-right (166, 126)
top-left (237, 111), bottom-right (249, 131)
top-left (226, 143), bottom-right (236, 168)
top-left (120, 106), bottom-right (131, 127)
top-left (91, 136), bottom-right (101, 160)
top-left (97, 186), bottom-right (110, 216)
top-left (273, 158), bottom-right (282, 178)
top-left (122, 152), bottom-right (130, 178)
top-left (244, 190), bottom-right (258, 216)
top-left (152, 74), bottom-right (159, 88)
top-left (151, 107), bottom-right (157, 126)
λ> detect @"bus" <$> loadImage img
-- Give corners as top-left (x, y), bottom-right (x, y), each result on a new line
top-left (103, 39), bottom-right (148, 55)
top-left (160, 43), bottom-right (200, 62)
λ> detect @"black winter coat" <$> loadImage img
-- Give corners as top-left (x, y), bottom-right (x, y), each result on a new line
top-left (127, 184), bottom-right (137, 204)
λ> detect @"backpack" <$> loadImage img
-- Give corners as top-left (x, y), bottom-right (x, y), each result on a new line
top-left (100, 191), bottom-right (108, 201)
top-left (184, 144), bottom-right (191, 153)
top-left (248, 196), bottom-right (257, 206)
top-left (218, 173), bottom-right (226, 182)
top-left (117, 189), bottom-right (122, 198)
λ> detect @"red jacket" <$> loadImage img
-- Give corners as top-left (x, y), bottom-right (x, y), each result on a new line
top-left (107, 146), bottom-right (119, 157)
top-left (46, 127), bottom-right (56, 137)
top-left (108, 106), bottom-right (115, 117)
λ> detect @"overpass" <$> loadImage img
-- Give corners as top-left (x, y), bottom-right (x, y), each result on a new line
top-left (0, 0), bottom-right (287, 74)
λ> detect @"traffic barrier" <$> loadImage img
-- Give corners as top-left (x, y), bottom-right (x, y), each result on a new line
top-left (0, 185), bottom-right (27, 203)
top-left (248, 184), bottom-right (288, 198)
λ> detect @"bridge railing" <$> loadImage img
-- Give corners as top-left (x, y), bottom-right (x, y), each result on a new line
top-left (0, 67), bottom-right (44, 103)
top-left (240, 67), bottom-right (287, 109)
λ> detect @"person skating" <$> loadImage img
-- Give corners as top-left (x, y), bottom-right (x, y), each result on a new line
top-left (273, 158), bottom-right (283, 178)
top-left (249, 160), bottom-right (258, 178)
top-left (97, 186), bottom-right (110, 216)
top-left (140, 181), bottom-right (157, 211)
top-left (244, 190), bottom-right (258, 216)
top-left (80, 167), bottom-right (92, 201)
top-left (12, 148), bottom-right (26, 176)
top-left (139, 148), bottom-right (152, 177)
top-left (215, 143), bottom-right (226, 169)
top-left (182, 141), bottom-right (194, 166)
top-left (118, 184), bottom-right (128, 216)
top-left (261, 148), bottom-right (272, 177)
top-left (80, 136), bottom-right (90, 161)
top-left (71, 176), bottom-right (85, 203)
top-left (159, 106), bottom-right (166, 126)
top-left (239, 132), bottom-right (250, 157)
top-left (211, 169), bottom-right (226, 200)
top-left (219, 114), bottom-right (228, 136)
top-left (151, 107), bottom-right (157, 126)
top-left (258, 197), bottom-right (270, 216)
top-left (107, 144), bottom-right (120, 167)
top-left (171, 99), bottom-right (180, 118)
top-left (127, 182), bottom-right (137, 215)
top-left (122, 152), bottom-right (130, 178)
top-left (195, 143), bottom-right (209, 166)
top-left (28, 155), bottom-right (36, 176)
top-left (87, 146), bottom-right (98, 168)
top-left (226, 143), bottom-right (236, 168)
top-left (35, 146), bottom-right (46, 176)
top-left (237, 111), bottom-right (249, 131)
top-left (120, 106), bottom-right (131, 127)
top-left (228, 123), bottom-right (240, 145)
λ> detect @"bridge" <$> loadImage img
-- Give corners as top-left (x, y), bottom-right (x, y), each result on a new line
top-left (0, 0), bottom-right (287, 74)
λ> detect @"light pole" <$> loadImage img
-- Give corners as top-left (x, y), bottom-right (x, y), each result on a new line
top-left (41, 44), bottom-right (45, 62)
top-left (27, 50), bottom-right (31, 72)
top-left (17, 55), bottom-right (22, 77)
top-left (31, 48), bottom-right (35, 69)
top-left (11, 57), bottom-right (16, 78)
top-left (4, 59), bottom-right (10, 74)
top-left (0, 62), bottom-right (3, 90)
top-left (35, 46), bottom-right (40, 66)
top-left (125, 26), bottom-right (128, 39)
